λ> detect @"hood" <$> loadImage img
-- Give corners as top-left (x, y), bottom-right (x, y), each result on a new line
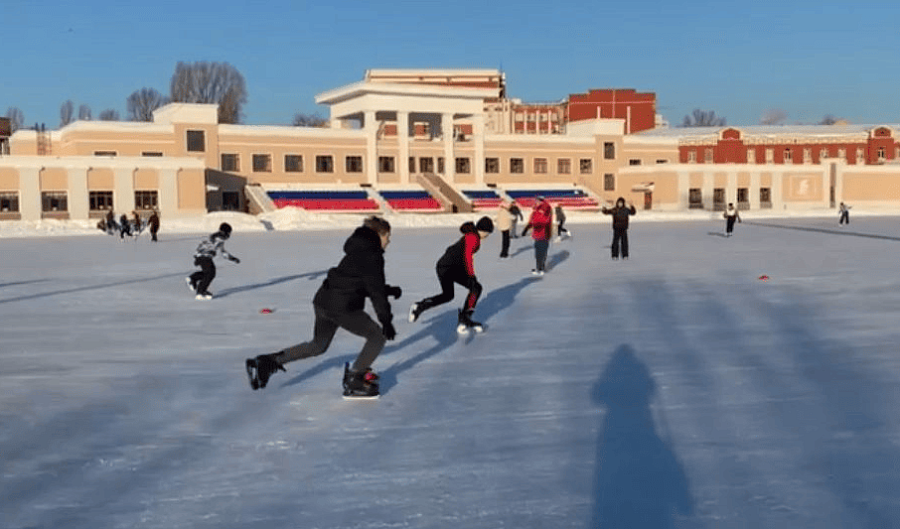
top-left (459, 221), bottom-right (477, 234)
top-left (344, 226), bottom-right (383, 255)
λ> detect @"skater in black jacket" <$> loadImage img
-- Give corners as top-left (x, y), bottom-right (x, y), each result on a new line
top-left (408, 216), bottom-right (493, 333)
top-left (186, 222), bottom-right (240, 299)
top-left (246, 216), bottom-right (401, 398)
top-left (601, 197), bottom-right (637, 260)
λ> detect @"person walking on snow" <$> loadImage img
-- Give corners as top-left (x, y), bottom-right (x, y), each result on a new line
top-left (724, 202), bottom-right (741, 237)
top-left (601, 197), bottom-right (637, 259)
top-left (839, 202), bottom-right (851, 225)
top-left (409, 216), bottom-right (494, 333)
top-left (245, 217), bottom-right (400, 398)
top-left (522, 197), bottom-right (553, 275)
top-left (496, 202), bottom-right (514, 258)
top-left (148, 209), bottom-right (160, 242)
top-left (554, 204), bottom-right (571, 242)
top-left (186, 222), bottom-right (240, 299)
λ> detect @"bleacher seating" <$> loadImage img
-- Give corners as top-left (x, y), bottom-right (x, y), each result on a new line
top-left (505, 189), bottom-right (600, 209)
top-left (462, 189), bottom-right (504, 211)
top-left (379, 190), bottom-right (443, 211)
top-left (267, 190), bottom-right (379, 211)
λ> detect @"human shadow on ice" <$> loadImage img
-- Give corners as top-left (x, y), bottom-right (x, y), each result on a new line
top-left (0, 272), bottom-right (186, 305)
top-left (0, 279), bottom-right (49, 289)
top-left (591, 344), bottom-right (693, 529)
top-left (744, 220), bottom-right (900, 241)
top-left (215, 270), bottom-right (327, 298)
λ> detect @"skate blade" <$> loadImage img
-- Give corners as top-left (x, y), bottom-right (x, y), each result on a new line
top-left (343, 394), bottom-right (380, 400)
top-left (245, 359), bottom-right (260, 390)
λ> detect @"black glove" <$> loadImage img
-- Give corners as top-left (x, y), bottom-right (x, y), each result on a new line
top-left (381, 321), bottom-right (397, 341)
top-left (386, 285), bottom-right (402, 299)
top-left (521, 227), bottom-right (531, 237)
top-left (230, 256), bottom-right (241, 264)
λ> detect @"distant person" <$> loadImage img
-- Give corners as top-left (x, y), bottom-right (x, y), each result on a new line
top-left (601, 197), bottom-right (637, 259)
top-left (118, 213), bottom-right (132, 239)
top-left (105, 209), bottom-right (117, 235)
top-left (522, 197), bottom-right (553, 275)
top-left (245, 216), bottom-right (399, 398)
top-left (508, 202), bottom-right (524, 238)
top-left (495, 202), bottom-right (514, 258)
top-left (132, 211), bottom-right (143, 235)
top-left (839, 202), bottom-right (851, 225)
top-left (724, 202), bottom-right (741, 237)
top-left (148, 209), bottom-right (160, 242)
top-left (554, 204), bottom-right (571, 242)
top-left (186, 222), bottom-right (240, 300)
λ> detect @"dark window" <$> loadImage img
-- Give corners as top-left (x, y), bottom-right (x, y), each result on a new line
top-left (604, 142), bottom-right (615, 160)
top-left (94, 151), bottom-right (117, 156)
top-left (604, 173), bottom-right (615, 191)
top-left (222, 191), bottom-right (240, 211)
top-left (316, 155), bottom-right (334, 173)
top-left (0, 192), bottom-right (19, 212)
top-left (558, 159), bottom-right (571, 174)
top-left (629, 159), bottom-right (642, 166)
top-left (510, 158), bottom-right (524, 174)
top-left (89, 191), bottom-right (113, 211)
top-left (737, 187), bottom-right (749, 209)
top-left (534, 158), bottom-right (547, 174)
top-left (186, 130), bottom-right (205, 152)
top-left (689, 188), bottom-right (703, 209)
top-left (41, 191), bottom-right (67, 212)
top-left (485, 157), bottom-right (500, 173)
top-left (142, 151), bottom-right (163, 157)
top-left (135, 190), bottom-right (158, 210)
top-left (713, 188), bottom-right (725, 210)
top-left (760, 187), bottom-right (772, 208)
top-left (456, 157), bottom-right (471, 174)
top-left (438, 157), bottom-right (445, 174)
top-left (285, 155), bottom-right (303, 172)
top-left (252, 154), bottom-right (272, 172)
top-left (409, 157), bottom-right (416, 173)
top-left (379, 156), bottom-right (395, 173)
top-left (580, 158), bottom-right (593, 174)
top-left (221, 153), bottom-right (240, 172)
top-left (419, 157), bottom-right (434, 173)
top-left (346, 156), bottom-right (363, 173)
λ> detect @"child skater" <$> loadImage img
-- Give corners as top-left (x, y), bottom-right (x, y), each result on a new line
top-left (408, 216), bottom-right (494, 333)
top-left (245, 216), bottom-right (400, 398)
top-left (186, 222), bottom-right (240, 299)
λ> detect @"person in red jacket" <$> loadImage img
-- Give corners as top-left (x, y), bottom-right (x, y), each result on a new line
top-left (408, 216), bottom-right (494, 333)
top-left (522, 197), bottom-right (553, 275)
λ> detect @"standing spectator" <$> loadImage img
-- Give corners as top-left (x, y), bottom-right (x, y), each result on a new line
top-left (495, 202), bottom-right (514, 258)
top-left (148, 209), bottom-right (160, 242)
top-left (509, 202), bottom-right (524, 238)
top-left (186, 222), bottom-right (240, 299)
top-left (839, 202), bottom-right (851, 225)
top-left (105, 209), bottom-right (117, 235)
top-left (522, 197), bottom-right (554, 275)
top-left (118, 213), bottom-right (132, 240)
top-left (601, 197), bottom-right (637, 259)
top-left (554, 204), bottom-right (571, 242)
top-left (723, 202), bottom-right (741, 237)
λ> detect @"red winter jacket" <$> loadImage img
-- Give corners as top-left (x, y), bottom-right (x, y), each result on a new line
top-left (525, 202), bottom-right (553, 241)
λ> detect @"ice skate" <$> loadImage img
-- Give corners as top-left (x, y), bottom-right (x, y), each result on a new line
top-left (408, 302), bottom-right (423, 323)
top-left (457, 309), bottom-right (485, 334)
top-left (195, 292), bottom-right (213, 300)
top-left (245, 353), bottom-right (285, 390)
top-left (185, 277), bottom-right (196, 292)
top-left (343, 362), bottom-right (380, 399)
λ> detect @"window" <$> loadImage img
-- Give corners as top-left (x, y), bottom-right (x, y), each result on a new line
top-left (804, 148), bottom-right (812, 164)
top-left (409, 157), bottom-right (416, 173)
top-left (747, 149), bottom-right (756, 164)
top-left (819, 148), bottom-right (827, 161)
top-left (784, 148), bottom-right (793, 162)
top-left (688, 151), bottom-right (697, 163)
top-left (713, 188), bottom-right (725, 210)
top-left (878, 147), bottom-right (886, 161)
top-left (89, 191), bottom-right (113, 211)
top-left (221, 153), bottom-right (240, 172)
top-left (604, 173), bottom-right (615, 191)
top-left (0, 192), bottom-right (19, 212)
top-left (704, 148), bottom-right (713, 163)
top-left (94, 151), bottom-right (117, 156)
top-left (656, 159), bottom-right (668, 164)
top-left (456, 157), bottom-right (471, 174)
top-left (41, 191), bottom-right (67, 212)
top-left (604, 142), bottom-right (615, 160)
top-left (142, 151), bottom-right (163, 157)
top-left (534, 158), bottom-right (547, 174)
top-left (186, 130), bottom-right (205, 152)
top-left (346, 156), bottom-right (363, 173)
top-left (558, 158), bottom-right (571, 174)
top-left (629, 159), bottom-right (642, 166)
top-left (379, 156), bottom-right (395, 173)
top-left (510, 158), bottom-right (524, 174)
top-left (438, 157), bottom-right (445, 174)
top-left (689, 188), bottom-right (703, 209)
top-left (135, 190), bottom-right (158, 210)
top-left (857, 148), bottom-right (865, 163)
top-left (766, 148), bottom-right (774, 163)
top-left (316, 155), bottom-right (334, 173)
top-left (579, 158), bottom-right (592, 174)
top-left (419, 157), bottom-right (434, 173)
top-left (485, 157), bottom-right (500, 174)
top-left (285, 154), bottom-right (303, 172)
top-left (737, 188), bottom-right (749, 208)
top-left (838, 148), bottom-right (846, 160)
top-left (760, 187), bottom-right (772, 208)
top-left (253, 154), bottom-right (272, 172)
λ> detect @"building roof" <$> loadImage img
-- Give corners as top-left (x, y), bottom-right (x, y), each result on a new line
top-left (632, 123), bottom-right (900, 142)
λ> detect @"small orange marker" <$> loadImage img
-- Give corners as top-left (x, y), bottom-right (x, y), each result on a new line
top-left (758, 275), bottom-right (769, 281)
top-left (260, 308), bottom-right (274, 314)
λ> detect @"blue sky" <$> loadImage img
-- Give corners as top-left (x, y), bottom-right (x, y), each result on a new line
top-left (5, 0), bottom-right (900, 129)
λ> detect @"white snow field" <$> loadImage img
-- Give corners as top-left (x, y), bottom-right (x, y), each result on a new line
top-left (3, 211), bottom-right (900, 529)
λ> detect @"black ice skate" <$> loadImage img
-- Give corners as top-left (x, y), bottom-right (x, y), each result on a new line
top-left (245, 353), bottom-right (286, 390)
top-left (408, 302), bottom-right (422, 323)
top-left (343, 362), bottom-right (380, 399)
top-left (457, 308), bottom-right (485, 334)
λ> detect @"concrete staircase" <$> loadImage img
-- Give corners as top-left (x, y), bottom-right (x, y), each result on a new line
top-left (417, 172), bottom-right (473, 213)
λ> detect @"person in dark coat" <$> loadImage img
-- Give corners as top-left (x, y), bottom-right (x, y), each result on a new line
top-left (148, 210), bottom-right (160, 242)
top-left (246, 216), bottom-right (400, 397)
top-left (601, 197), bottom-right (637, 260)
top-left (408, 216), bottom-right (494, 332)
top-left (118, 213), bottom-right (131, 239)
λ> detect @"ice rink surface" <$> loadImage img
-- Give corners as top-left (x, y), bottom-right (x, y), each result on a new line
top-left (3, 215), bottom-right (900, 528)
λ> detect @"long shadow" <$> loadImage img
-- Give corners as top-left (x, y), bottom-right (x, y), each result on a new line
top-left (706, 231), bottom-right (727, 238)
top-left (546, 249), bottom-right (570, 271)
top-left (0, 279), bottom-right (49, 289)
top-left (591, 344), bottom-right (693, 528)
top-left (744, 220), bottom-right (900, 241)
top-left (0, 272), bottom-right (188, 305)
top-left (215, 270), bottom-right (327, 298)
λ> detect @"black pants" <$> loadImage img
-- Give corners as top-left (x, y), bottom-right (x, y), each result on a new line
top-left (611, 228), bottom-right (629, 258)
top-left (150, 228), bottom-right (158, 241)
top-left (190, 256), bottom-right (216, 294)
top-left (417, 266), bottom-right (483, 314)
top-left (839, 212), bottom-right (849, 225)
top-left (500, 230), bottom-right (510, 257)
top-left (275, 305), bottom-right (386, 373)
top-left (726, 216), bottom-right (737, 234)
top-left (534, 239), bottom-right (549, 271)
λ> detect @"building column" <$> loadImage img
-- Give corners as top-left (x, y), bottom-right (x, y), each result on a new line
top-left (473, 114), bottom-right (485, 185)
top-left (832, 162), bottom-right (843, 206)
top-left (772, 170), bottom-right (784, 210)
top-left (727, 170), bottom-right (738, 205)
top-left (702, 173), bottom-right (714, 210)
top-left (442, 113), bottom-right (454, 182)
top-left (364, 111), bottom-right (378, 185)
top-left (749, 170), bottom-right (760, 210)
top-left (18, 165), bottom-right (42, 221)
top-left (158, 168), bottom-right (179, 217)
top-left (114, 167), bottom-right (135, 213)
top-left (398, 111), bottom-right (409, 184)
top-left (67, 166), bottom-right (90, 220)
top-left (676, 169), bottom-right (690, 210)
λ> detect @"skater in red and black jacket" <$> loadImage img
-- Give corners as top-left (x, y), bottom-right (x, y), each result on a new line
top-left (246, 216), bottom-right (401, 398)
top-left (408, 216), bottom-right (494, 333)
top-left (522, 197), bottom-right (553, 275)
top-left (601, 197), bottom-right (637, 259)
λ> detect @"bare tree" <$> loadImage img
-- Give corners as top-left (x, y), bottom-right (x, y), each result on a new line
top-left (680, 108), bottom-right (726, 127)
top-left (78, 104), bottom-right (92, 121)
top-left (98, 109), bottom-right (120, 121)
top-left (6, 107), bottom-right (24, 132)
top-left (759, 108), bottom-right (787, 126)
top-left (292, 112), bottom-right (328, 127)
top-left (819, 114), bottom-right (838, 125)
top-left (169, 61), bottom-right (247, 124)
top-left (60, 100), bottom-right (75, 127)
top-left (126, 88), bottom-right (169, 122)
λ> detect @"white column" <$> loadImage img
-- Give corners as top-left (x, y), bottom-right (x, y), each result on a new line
top-left (442, 113), bottom-right (454, 182)
top-left (727, 170), bottom-right (737, 205)
top-left (772, 170), bottom-right (784, 210)
top-left (832, 163), bottom-right (843, 205)
top-left (67, 166), bottom-right (90, 220)
top-left (158, 168), bottom-right (179, 216)
top-left (702, 173), bottom-right (714, 210)
top-left (364, 111), bottom-right (378, 185)
top-left (114, 167), bottom-right (135, 213)
top-left (18, 165), bottom-right (42, 221)
top-left (473, 114), bottom-right (485, 185)
top-left (749, 170), bottom-right (761, 210)
top-left (398, 111), bottom-right (409, 184)
top-left (676, 169), bottom-right (690, 210)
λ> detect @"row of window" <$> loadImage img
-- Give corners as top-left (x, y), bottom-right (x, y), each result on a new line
top-left (0, 191), bottom-right (158, 213)
top-left (687, 146), bottom-right (900, 163)
top-left (687, 188), bottom-right (772, 209)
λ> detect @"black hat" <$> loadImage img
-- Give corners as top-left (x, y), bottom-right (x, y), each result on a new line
top-left (476, 216), bottom-right (494, 234)
top-left (219, 222), bottom-right (232, 235)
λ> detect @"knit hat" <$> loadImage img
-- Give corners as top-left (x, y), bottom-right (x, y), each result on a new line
top-left (219, 222), bottom-right (232, 235)
top-left (476, 216), bottom-right (494, 234)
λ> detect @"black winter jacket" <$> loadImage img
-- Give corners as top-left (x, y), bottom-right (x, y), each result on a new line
top-left (602, 204), bottom-right (637, 230)
top-left (436, 221), bottom-right (481, 276)
top-left (313, 226), bottom-right (393, 324)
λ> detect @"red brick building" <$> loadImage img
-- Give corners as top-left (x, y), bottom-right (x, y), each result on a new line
top-left (565, 88), bottom-right (657, 134)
